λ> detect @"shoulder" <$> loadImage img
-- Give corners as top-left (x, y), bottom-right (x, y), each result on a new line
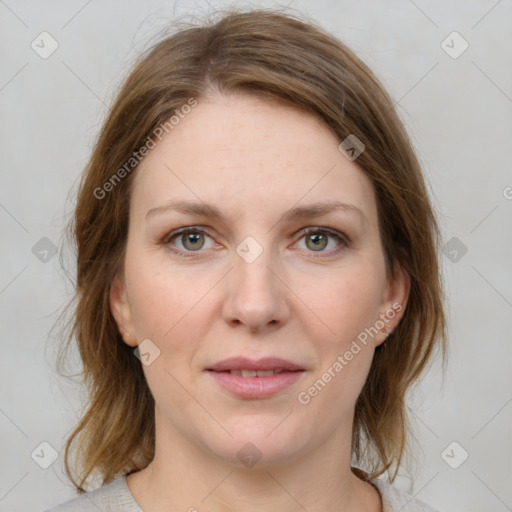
top-left (42, 477), bottom-right (142, 512)
top-left (371, 479), bottom-right (441, 512)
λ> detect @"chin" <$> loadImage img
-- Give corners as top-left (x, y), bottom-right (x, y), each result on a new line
top-left (201, 419), bottom-right (311, 469)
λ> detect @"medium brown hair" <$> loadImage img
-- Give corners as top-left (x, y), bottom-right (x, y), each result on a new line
top-left (58, 8), bottom-right (447, 492)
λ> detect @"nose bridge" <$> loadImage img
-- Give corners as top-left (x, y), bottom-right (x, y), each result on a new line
top-left (222, 234), bottom-right (290, 330)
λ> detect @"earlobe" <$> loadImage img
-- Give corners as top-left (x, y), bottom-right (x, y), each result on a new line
top-left (375, 262), bottom-right (411, 346)
top-left (109, 275), bottom-right (138, 347)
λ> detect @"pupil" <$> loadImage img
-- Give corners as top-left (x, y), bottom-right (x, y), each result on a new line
top-left (308, 233), bottom-right (327, 251)
top-left (185, 233), bottom-right (203, 250)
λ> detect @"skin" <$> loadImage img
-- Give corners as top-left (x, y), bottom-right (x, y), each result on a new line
top-left (110, 91), bottom-right (410, 512)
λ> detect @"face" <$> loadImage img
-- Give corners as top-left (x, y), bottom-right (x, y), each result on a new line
top-left (110, 93), bottom-right (409, 469)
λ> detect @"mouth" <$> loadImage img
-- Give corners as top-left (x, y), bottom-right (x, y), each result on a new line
top-left (207, 356), bottom-right (305, 373)
top-left (206, 357), bottom-right (306, 398)
top-left (216, 369), bottom-right (290, 377)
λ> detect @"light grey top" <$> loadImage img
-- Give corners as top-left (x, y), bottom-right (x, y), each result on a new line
top-left (43, 475), bottom-right (441, 511)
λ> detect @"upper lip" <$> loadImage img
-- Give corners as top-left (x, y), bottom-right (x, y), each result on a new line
top-left (207, 357), bottom-right (304, 372)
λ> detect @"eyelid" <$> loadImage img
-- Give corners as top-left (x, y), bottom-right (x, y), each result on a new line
top-left (292, 227), bottom-right (349, 257)
top-left (162, 226), bottom-right (219, 254)
top-left (296, 226), bottom-right (349, 244)
top-left (162, 226), bottom-right (214, 244)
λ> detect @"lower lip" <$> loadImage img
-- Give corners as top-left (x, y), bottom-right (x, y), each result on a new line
top-left (207, 370), bottom-right (305, 398)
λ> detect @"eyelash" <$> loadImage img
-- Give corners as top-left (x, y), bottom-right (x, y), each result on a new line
top-left (161, 226), bottom-right (349, 258)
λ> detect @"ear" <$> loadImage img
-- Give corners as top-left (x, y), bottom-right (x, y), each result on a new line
top-left (109, 274), bottom-right (138, 347)
top-left (374, 261), bottom-right (411, 347)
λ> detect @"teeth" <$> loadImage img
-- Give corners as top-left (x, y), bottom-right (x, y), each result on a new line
top-left (229, 369), bottom-right (283, 377)
top-left (255, 370), bottom-right (276, 377)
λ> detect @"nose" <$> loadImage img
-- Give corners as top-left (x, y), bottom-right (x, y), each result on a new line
top-left (221, 244), bottom-right (291, 333)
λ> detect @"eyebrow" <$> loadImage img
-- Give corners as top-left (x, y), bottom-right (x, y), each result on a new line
top-left (145, 199), bottom-right (366, 224)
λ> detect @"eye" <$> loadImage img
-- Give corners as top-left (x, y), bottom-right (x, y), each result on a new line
top-left (162, 226), bottom-right (349, 258)
top-left (163, 228), bottom-right (216, 255)
top-left (294, 227), bottom-right (348, 256)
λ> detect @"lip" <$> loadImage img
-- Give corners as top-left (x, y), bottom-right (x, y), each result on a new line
top-left (206, 357), bottom-right (306, 399)
top-left (207, 357), bottom-right (304, 372)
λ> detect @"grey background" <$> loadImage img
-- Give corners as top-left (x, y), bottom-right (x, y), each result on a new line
top-left (1, 1), bottom-right (511, 511)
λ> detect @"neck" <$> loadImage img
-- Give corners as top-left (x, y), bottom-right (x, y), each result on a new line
top-left (126, 410), bottom-right (381, 512)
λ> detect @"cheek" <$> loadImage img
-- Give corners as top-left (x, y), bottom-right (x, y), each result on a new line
top-left (298, 261), bottom-right (385, 347)
top-left (123, 251), bottom-right (208, 412)
top-left (294, 261), bottom-right (384, 401)
top-left (124, 243), bottom-right (197, 338)
top-left (295, 271), bottom-right (380, 418)
top-left (123, 244), bottom-right (222, 379)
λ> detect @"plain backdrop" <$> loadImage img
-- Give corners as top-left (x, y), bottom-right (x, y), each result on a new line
top-left (1, 1), bottom-right (511, 511)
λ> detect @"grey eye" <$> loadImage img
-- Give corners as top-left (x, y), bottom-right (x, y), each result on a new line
top-left (305, 232), bottom-right (328, 251)
top-left (180, 231), bottom-right (206, 251)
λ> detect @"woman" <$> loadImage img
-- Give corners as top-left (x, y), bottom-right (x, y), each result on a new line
top-left (46, 8), bottom-right (446, 512)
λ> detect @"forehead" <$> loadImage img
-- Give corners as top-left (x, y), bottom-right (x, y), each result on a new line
top-left (130, 94), bottom-right (378, 226)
